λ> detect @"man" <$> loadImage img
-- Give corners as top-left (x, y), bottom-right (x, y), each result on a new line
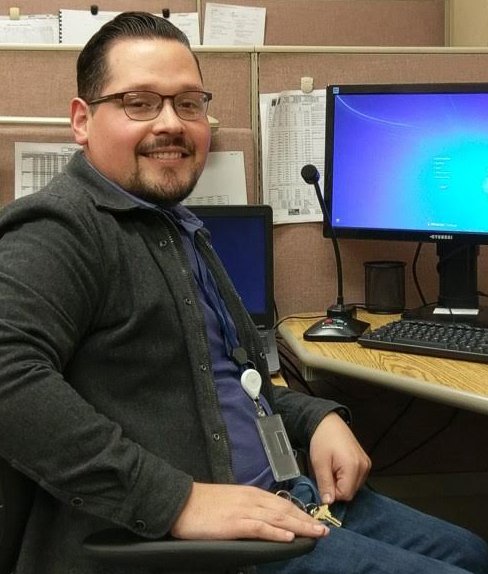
top-left (0, 11), bottom-right (486, 574)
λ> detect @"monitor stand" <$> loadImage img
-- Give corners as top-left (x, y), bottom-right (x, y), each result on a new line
top-left (402, 241), bottom-right (488, 327)
top-left (402, 303), bottom-right (488, 328)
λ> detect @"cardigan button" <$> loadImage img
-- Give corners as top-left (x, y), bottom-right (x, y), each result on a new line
top-left (134, 519), bottom-right (147, 532)
top-left (159, 240), bottom-right (168, 248)
top-left (212, 433), bottom-right (221, 441)
top-left (184, 297), bottom-right (192, 305)
top-left (70, 497), bottom-right (84, 507)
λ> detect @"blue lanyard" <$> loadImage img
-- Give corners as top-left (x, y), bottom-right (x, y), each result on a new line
top-left (180, 225), bottom-right (249, 371)
top-left (192, 247), bottom-right (249, 369)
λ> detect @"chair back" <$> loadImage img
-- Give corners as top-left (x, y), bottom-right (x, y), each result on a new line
top-left (0, 458), bottom-right (35, 574)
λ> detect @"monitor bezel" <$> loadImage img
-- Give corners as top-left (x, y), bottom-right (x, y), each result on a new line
top-left (188, 204), bottom-right (274, 329)
top-left (324, 81), bottom-right (488, 246)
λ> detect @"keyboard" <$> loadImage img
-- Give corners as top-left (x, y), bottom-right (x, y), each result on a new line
top-left (358, 318), bottom-right (488, 364)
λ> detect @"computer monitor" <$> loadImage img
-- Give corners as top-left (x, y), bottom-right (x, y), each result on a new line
top-left (324, 82), bottom-right (488, 323)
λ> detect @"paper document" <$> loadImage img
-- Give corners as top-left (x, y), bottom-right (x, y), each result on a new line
top-left (203, 3), bottom-right (266, 46)
top-left (15, 142), bottom-right (80, 199)
top-left (184, 151), bottom-right (247, 205)
top-left (59, 9), bottom-right (120, 44)
top-left (59, 9), bottom-right (200, 46)
top-left (260, 90), bottom-right (327, 224)
top-left (0, 15), bottom-right (59, 43)
top-left (167, 12), bottom-right (201, 45)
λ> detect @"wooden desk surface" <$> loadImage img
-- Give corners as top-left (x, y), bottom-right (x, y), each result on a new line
top-left (278, 311), bottom-right (488, 415)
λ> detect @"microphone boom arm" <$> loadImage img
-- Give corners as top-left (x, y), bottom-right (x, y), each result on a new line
top-left (300, 163), bottom-right (369, 341)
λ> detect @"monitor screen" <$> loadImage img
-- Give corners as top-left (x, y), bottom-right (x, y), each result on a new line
top-left (324, 83), bottom-right (488, 315)
top-left (189, 205), bottom-right (274, 327)
top-left (325, 83), bottom-right (488, 244)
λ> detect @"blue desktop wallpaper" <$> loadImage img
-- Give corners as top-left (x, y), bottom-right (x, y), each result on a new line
top-left (330, 92), bottom-right (488, 235)
top-left (202, 216), bottom-right (266, 314)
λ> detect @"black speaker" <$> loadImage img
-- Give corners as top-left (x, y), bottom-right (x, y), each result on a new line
top-left (364, 261), bottom-right (406, 314)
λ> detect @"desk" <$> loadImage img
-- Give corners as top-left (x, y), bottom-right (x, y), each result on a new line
top-left (278, 310), bottom-right (488, 416)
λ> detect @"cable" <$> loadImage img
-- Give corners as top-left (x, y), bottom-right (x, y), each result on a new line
top-left (273, 313), bottom-right (325, 331)
top-left (372, 409), bottom-right (459, 473)
top-left (277, 339), bottom-right (317, 396)
top-left (412, 242), bottom-right (427, 306)
top-left (366, 396), bottom-right (416, 458)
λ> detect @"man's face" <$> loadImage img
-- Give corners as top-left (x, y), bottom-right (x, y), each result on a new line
top-left (71, 38), bottom-right (211, 206)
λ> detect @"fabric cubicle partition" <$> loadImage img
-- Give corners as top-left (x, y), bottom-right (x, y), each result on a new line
top-left (0, 0), bottom-right (196, 17)
top-left (200, 0), bottom-right (447, 47)
top-left (0, 122), bottom-right (257, 206)
top-left (2, 0), bottom-right (487, 318)
top-left (0, 43), bottom-right (257, 205)
top-left (257, 47), bottom-right (488, 317)
top-left (0, 46), bottom-right (253, 129)
top-left (0, 123), bottom-right (73, 206)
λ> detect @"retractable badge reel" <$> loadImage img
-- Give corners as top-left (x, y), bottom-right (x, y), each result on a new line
top-left (241, 368), bottom-right (300, 482)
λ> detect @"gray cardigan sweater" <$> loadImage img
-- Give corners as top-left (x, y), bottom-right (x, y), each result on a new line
top-left (0, 151), bottom-right (344, 574)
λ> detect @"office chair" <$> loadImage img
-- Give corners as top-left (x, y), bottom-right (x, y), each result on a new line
top-left (0, 457), bottom-right (35, 574)
top-left (0, 457), bottom-right (316, 574)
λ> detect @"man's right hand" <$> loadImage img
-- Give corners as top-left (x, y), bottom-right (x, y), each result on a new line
top-left (170, 482), bottom-right (329, 542)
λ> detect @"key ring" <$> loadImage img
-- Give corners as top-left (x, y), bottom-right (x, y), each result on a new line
top-left (275, 489), bottom-right (308, 513)
top-left (275, 489), bottom-right (342, 527)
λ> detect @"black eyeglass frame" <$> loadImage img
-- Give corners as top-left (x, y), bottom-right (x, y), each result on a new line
top-left (86, 90), bottom-right (213, 121)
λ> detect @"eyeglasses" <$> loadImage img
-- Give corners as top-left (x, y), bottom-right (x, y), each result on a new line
top-left (87, 90), bottom-right (213, 121)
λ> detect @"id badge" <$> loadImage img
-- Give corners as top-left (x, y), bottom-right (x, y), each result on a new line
top-left (256, 414), bottom-right (300, 482)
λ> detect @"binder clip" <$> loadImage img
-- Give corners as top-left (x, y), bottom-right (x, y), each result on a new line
top-left (9, 6), bottom-right (20, 20)
top-left (90, 5), bottom-right (99, 15)
top-left (301, 76), bottom-right (314, 94)
top-left (162, 8), bottom-right (170, 18)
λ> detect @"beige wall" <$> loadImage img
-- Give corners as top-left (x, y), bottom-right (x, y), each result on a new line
top-left (201, 0), bottom-right (447, 46)
top-left (450, 0), bottom-right (488, 46)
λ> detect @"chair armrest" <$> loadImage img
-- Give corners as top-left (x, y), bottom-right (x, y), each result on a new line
top-left (83, 529), bottom-right (317, 570)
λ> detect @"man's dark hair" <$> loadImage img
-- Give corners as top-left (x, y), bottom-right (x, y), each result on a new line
top-left (77, 11), bottom-right (202, 102)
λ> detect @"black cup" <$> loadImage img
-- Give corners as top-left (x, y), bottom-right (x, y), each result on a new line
top-left (364, 261), bottom-right (406, 314)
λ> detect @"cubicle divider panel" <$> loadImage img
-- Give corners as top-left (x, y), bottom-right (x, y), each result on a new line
top-left (258, 48), bottom-right (488, 94)
top-left (0, 125), bottom-right (256, 208)
top-left (0, 124), bottom-right (74, 206)
top-left (0, 1), bottom-right (197, 17)
top-left (195, 49), bottom-right (253, 129)
top-left (0, 47), bottom-right (78, 117)
top-left (258, 48), bottom-right (488, 316)
top-left (274, 224), bottom-right (443, 318)
top-left (209, 128), bottom-right (256, 203)
top-left (0, 47), bottom-right (252, 129)
top-left (200, 0), bottom-right (447, 47)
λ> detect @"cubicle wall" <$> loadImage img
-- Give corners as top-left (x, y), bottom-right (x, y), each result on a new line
top-left (200, 0), bottom-right (447, 47)
top-left (0, 0), bottom-right (196, 16)
top-left (0, 0), bottom-right (447, 47)
top-left (262, 48), bottom-right (488, 316)
top-left (5, 0), bottom-right (488, 320)
top-left (0, 45), bottom-right (256, 205)
top-left (0, 124), bottom-right (72, 206)
top-left (0, 46), bottom-right (253, 127)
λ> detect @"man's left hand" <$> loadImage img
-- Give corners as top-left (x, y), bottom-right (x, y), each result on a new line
top-left (309, 412), bottom-right (371, 505)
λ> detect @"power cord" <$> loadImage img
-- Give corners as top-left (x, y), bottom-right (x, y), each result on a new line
top-left (372, 409), bottom-right (459, 473)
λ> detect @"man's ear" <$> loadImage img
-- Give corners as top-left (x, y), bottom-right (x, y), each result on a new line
top-left (70, 97), bottom-right (90, 145)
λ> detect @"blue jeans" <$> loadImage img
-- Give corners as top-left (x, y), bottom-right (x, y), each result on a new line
top-left (258, 477), bottom-right (488, 574)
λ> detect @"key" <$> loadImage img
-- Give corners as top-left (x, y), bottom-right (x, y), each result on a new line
top-left (309, 504), bottom-right (342, 527)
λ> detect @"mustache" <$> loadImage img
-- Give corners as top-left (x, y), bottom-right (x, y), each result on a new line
top-left (137, 136), bottom-right (194, 155)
